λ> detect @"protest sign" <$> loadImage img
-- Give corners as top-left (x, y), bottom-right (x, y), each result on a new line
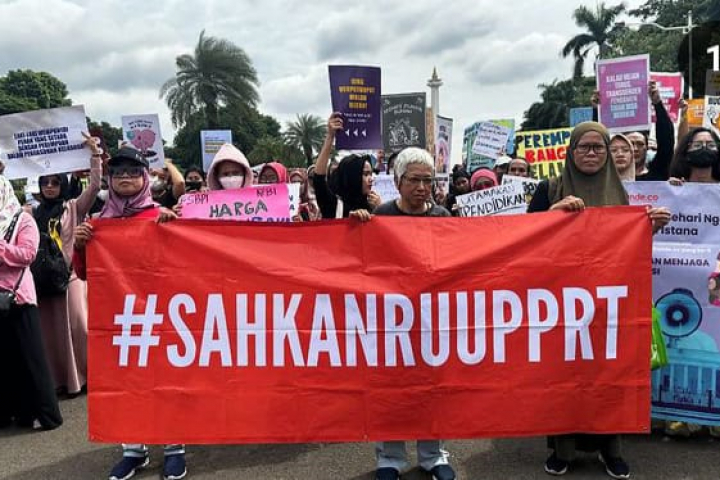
top-left (650, 72), bottom-right (684, 123)
top-left (472, 122), bottom-right (511, 160)
top-left (597, 54), bottom-right (651, 132)
top-left (382, 93), bottom-right (426, 153)
top-left (372, 174), bottom-right (400, 203)
top-left (703, 96), bottom-right (720, 137)
top-left (502, 174), bottom-right (540, 203)
top-left (329, 66), bottom-right (382, 150)
top-left (626, 182), bottom-right (720, 426)
top-left (456, 182), bottom-right (526, 217)
top-left (687, 99), bottom-right (705, 128)
top-left (515, 128), bottom-right (571, 180)
top-left (179, 184), bottom-right (299, 222)
top-left (706, 70), bottom-right (720, 96)
top-left (121, 114), bottom-right (165, 166)
top-left (201, 130), bottom-right (233, 172)
top-left (434, 174), bottom-right (449, 197)
top-left (462, 119), bottom-right (515, 173)
top-left (0, 105), bottom-right (89, 180)
top-left (435, 116), bottom-right (453, 174)
top-left (87, 207), bottom-right (651, 443)
top-left (569, 107), bottom-right (594, 127)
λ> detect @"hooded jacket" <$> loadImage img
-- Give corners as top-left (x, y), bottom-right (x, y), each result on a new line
top-left (206, 143), bottom-right (253, 191)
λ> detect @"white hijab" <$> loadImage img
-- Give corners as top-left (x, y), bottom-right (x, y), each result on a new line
top-left (0, 176), bottom-right (22, 239)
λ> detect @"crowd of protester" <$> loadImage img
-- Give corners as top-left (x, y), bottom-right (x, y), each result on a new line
top-left (0, 78), bottom-right (718, 480)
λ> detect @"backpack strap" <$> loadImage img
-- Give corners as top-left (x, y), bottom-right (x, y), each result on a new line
top-left (4, 212), bottom-right (25, 293)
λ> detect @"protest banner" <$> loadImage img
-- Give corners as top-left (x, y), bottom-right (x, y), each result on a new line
top-left (703, 96), bottom-right (720, 137)
top-left (626, 182), bottom-right (720, 426)
top-left (329, 65), bottom-right (382, 150)
top-left (121, 114), bottom-right (165, 166)
top-left (569, 107), bottom-right (594, 127)
top-left (87, 208), bottom-right (651, 443)
top-left (0, 105), bottom-right (89, 180)
top-left (435, 116), bottom-right (453, 174)
top-left (462, 119), bottom-right (515, 173)
top-left (515, 128), bottom-right (571, 180)
top-left (382, 93), bottom-right (426, 153)
top-left (502, 174), bottom-right (540, 203)
top-left (472, 122), bottom-right (511, 160)
top-left (687, 99), bottom-right (705, 128)
top-left (372, 174), bottom-right (400, 203)
top-left (456, 182), bottom-right (526, 217)
top-left (597, 54), bottom-right (651, 132)
top-left (650, 72), bottom-right (684, 123)
top-left (201, 130), bottom-right (233, 172)
top-left (179, 184), bottom-right (299, 222)
top-left (706, 70), bottom-right (720, 96)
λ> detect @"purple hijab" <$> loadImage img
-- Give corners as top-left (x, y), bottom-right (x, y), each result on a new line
top-left (99, 169), bottom-right (158, 218)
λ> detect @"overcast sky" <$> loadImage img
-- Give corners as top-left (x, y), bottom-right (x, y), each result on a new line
top-left (0, 0), bottom-right (646, 164)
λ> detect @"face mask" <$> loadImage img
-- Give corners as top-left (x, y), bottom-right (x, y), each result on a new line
top-left (186, 181), bottom-right (203, 191)
top-left (150, 175), bottom-right (166, 191)
top-left (97, 190), bottom-right (109, 202)
top-left (687, 148), bottom-right (718, 168)
top-left (645, 150), bottom-right (656, 164)
top-left (219, 175), bottom-right (245, 190)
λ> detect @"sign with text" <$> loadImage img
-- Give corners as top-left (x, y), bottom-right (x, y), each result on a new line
top-left (650, 72), bottom-right (684, 123)
top-left (372, 174), bottom-right (400, 203)
top-left (703, 96), bottom-right (720, 137)
top-left (456, 182), bottom-right (527, 217)
top-left (121, 114), bottom-right (165, 166)
top-left (0, 105), bottom-right (89, 180)
top-left (706, 70), bottom-right (720, 96)
top-left (201, 130), bottom-right (233, 172)
top-left (471, 122), bottom-right (511, 160)
top-left (87, 208), bottom-right (652, 443)
top-left (502, 174), bottom-right (540, 203)
top-left (597, 54), bottom-right (651, 132)
top-left (569, 107), bottom-right (594, 127)
top-left (626, 182), bottom-right (720, 426)
top-left (179, 184), bottom-right (300, 222)
top-left (435, 115), bottom-right (453, 174)
top-left (515, 128), bottom-right (571, 180)
top-left (463, 119), bottom-right (515, 173)
top-left (382, 93), bottom-right (427, 153)
top-left (329, 65), bottom-right (382, 150)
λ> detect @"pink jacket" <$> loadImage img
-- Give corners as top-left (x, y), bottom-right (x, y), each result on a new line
top-left (0, 212), bottom-right (39, 306)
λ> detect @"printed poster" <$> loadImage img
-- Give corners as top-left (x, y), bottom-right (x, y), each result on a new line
top-left (650, 72), bottom-right (684, 123)
top-left (569, 107), bottom-right (594, 127)
top-left (201, 130), bottom-right (233, 172)
top-left (121, 114), bottom-right (165, 167)
top-left (382, 93), bottom-right (427, 153)
top-left (597, 54), bottom-right (651, 132)
top-left (328, 65), bottom-right (382, 150)
top-left (435, 116), bottom-right (453, 174)
top-left (703, 96), bottom-right (720, 137)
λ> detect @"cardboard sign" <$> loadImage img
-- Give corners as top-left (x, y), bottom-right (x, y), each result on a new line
top-left (515, 128), bottom-right (572, 180)
top-left (456, 182), bottom-right (527, 217)
top-left (179, 184), bottom-right (300, 222)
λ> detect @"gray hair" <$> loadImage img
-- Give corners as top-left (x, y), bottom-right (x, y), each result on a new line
top-left (393, 147), bottom-right (435, 183)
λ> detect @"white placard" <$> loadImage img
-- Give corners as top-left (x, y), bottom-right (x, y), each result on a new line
top-left (121, 113), bottom-right (165, 167)
top-left (456, 182), bottom-right (526, 217)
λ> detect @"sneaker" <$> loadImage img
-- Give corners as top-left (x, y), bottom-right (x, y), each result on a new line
top-left (598, 453), bottom-right (630, 479)
top-left (163, 454), bottom-right (187, 480)
top-left (108, 455), bottom-right (149, 480)
top-left (375, 467), bottom-right (400, 480)
top-left (427, 464), bottom-right (456, 480)
top-left (544, 452), bottom-right (569, 476)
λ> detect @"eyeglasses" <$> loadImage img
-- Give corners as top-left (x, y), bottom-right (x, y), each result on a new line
top-left (575, 144), bottom-right (607, 154)
top-left (40, 178), bottom-right (61, 187)
top-left (610, 147), bottom-right (631, 154)
top-left (109, 166), bottom-right (145, 178)
top-left (688, 141), bottom-right (718, 152)
top-left (402, 176), bottom-right (434, 186)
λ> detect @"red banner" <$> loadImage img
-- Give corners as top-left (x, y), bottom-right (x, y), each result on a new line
top-left (88, 207), bottom-right (652, 444)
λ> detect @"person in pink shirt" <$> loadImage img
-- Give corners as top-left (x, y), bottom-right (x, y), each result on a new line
top-left (0, 176), bottom-right (63, 431)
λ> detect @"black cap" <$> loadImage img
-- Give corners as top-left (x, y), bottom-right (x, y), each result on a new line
top-left (109, 146), bottom-right (149, 168)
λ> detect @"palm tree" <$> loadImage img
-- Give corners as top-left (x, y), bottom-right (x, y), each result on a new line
top-left (160, 30), bottom-right (260, 128)
top-left (284, 114), bottom-right (325, 166)
top-left (562, 2), bottom-right (626, 79)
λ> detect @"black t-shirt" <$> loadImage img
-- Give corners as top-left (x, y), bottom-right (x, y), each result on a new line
top-left (374, 200), bottom-right (451, 217)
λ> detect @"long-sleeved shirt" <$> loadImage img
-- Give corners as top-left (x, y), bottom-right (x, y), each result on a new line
top-left (0, 212), bottom-right (39, 305)
top-left (637, 102), bottom-right (673, 182)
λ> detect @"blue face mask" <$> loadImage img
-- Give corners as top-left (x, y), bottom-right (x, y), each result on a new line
top-left (645, 150), bottom-right (656, 164)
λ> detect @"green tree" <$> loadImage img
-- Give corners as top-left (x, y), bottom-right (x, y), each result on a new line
top-left (284, 114), bottom-right (325, 166)
top-left (160, 30), bottom-right (260, 129)
top-left (0, 69), bottom-right (71, 115)
top-left (521, 77), bottom-right (597, 130)
top-left (87, 119), bottom-right (123, 158)
top-left (247, 136), bottom-right (305, 167)
top-left (562, 2), bottom-right (626, 78)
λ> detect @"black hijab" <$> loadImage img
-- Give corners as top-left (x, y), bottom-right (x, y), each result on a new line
top-left (34, 173), bottom-right (70, 234)
top-left (329, 154), bottom-right (372, 214)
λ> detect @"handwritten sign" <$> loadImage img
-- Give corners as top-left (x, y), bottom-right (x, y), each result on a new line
top-left (514, 128), bottom-right (571, 180)
top-left (121, 114), bottom-right (165, 166)
top-left (0, 105), bottom-right (89, 180)
top-left (179, 184), bottom-right (299, 222)
top-left (372, 174), bottom-right (400, 203)
top-left (597, 54), bottom-right (650, 132)
top-left (502, 174), bottom-right (540, 203)
top-left (456, 182), bottom-right (526, 217)
top-left (472, 122), bottom-right (511, 159)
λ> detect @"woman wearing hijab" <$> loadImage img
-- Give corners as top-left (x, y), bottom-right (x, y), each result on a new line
top-left (34, 138), bottom-right (102, 397)
top-left (609, 134), bottom-right (635, 182)
top-left (527, 122), bottom-right (670, 479)
top-left (470, 168), bottom-right (498, 191)
top-left (0, 176), bottom-right (63, 431)
top-left (289, 168), bottom-right (321, 221)
top-left (313, 113), bottom-right (381, 218)
top-left (72, 146), bottom-right (183, 480)
top-left (258, 162), bottom-right (288, 184)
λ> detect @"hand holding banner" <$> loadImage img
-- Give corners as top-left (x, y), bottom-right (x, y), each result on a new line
top-left (179, 184), bottom-right (299, 222)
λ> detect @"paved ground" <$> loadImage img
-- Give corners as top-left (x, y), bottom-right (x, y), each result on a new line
top-left (1, 396), bottom-right (719, 479)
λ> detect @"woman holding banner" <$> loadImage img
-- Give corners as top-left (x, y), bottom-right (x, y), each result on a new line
top-left (527, 122), bottom-right (670, 479)
top-left (34, 135), bottom-right (102, 398)
top-left (72, 146), bottom-right (183, 480)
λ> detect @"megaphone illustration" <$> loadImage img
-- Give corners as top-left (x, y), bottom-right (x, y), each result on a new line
top-left (655, 288), bottom-right (703, 341)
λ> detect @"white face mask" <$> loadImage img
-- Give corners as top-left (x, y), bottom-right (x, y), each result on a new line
top-left (97, 190), bottom-right (109, 202)
top-left (219, 175), bottom-right (245, 190)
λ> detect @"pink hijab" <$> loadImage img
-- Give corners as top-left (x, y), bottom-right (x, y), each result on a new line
top-left (99, 169), bottom-right (157, 218)
top-left (260, 162), bottom-right (288, 183)
top-left (470, 168), bottom-right (498, 191)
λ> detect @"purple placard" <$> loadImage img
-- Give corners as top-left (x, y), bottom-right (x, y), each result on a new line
top-left (597, 54), bottom-right (650, 133)
top-left (329, 65), bottom-right (382, 150)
